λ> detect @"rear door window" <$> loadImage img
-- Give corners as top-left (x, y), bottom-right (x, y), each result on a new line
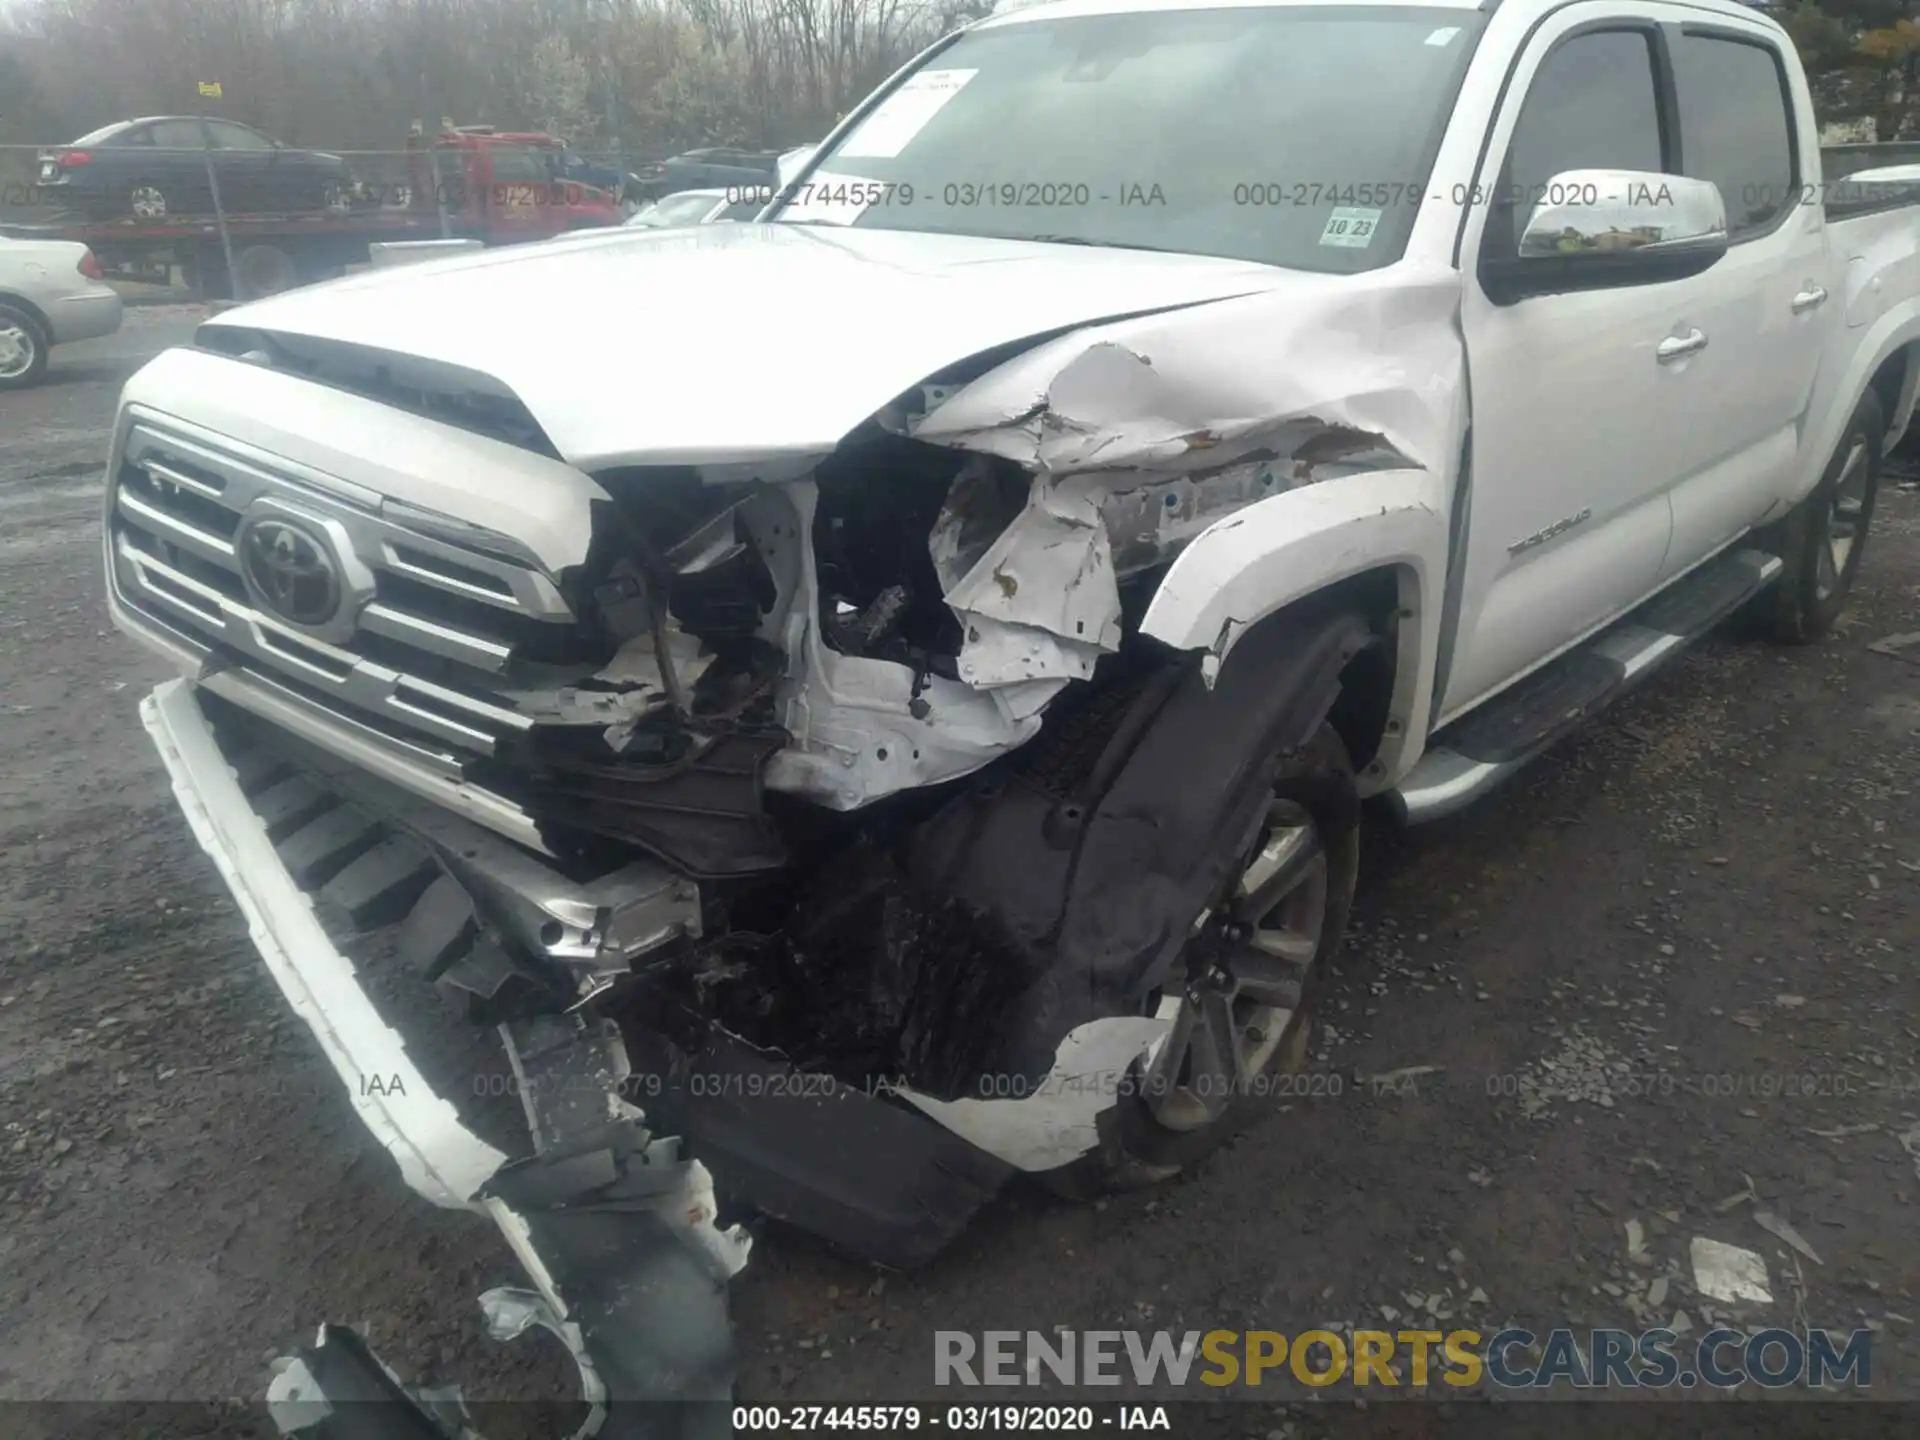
top-left (148, 120), bottom-right (208, 150)
top-left (1671, 32), bottom-right (1796, 236)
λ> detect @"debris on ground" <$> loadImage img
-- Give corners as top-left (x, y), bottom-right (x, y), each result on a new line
top-left (1690, 1237), bottom-right (1773, 1305)
top-left (1712, 1174), bottom-right (1760, 1213)
top-left (1353, 1064), bottom-right (1443, 1089)
top-left (1753, 1209), bottom-right (1823, 1266)
top-left (1806, 1123), bottom-right (1882, 1140)
top-left (1898, 1122), bottom-right (1920, 1180)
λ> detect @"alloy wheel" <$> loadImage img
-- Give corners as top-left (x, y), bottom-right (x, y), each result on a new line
top-left (1143, 797), bottom-right (1329, 1133)
top-left (1814, 437), bottom-right (1870, 603)
top-left (0, 321), bottom-right (37, 380)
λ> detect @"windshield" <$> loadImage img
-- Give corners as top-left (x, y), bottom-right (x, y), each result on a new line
top-left (776, 5), bottom-right (1483, 273)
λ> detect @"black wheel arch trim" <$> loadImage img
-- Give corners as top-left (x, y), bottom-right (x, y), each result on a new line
top-left (905, 599), bottom-right (1375, 1083)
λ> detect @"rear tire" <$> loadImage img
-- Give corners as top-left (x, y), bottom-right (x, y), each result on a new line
top-left (1756, 388), bottom-right (1882, 643)
top-left (1038, 723), bottom-right (1360, 1198)
top-left (0, 304), bottom-right (50, 390)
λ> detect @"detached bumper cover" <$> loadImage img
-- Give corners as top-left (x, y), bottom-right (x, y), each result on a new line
top-left (140, 678), bottom-right (741, 1438)
top-left (143, 675), bottom-right (506, 1207)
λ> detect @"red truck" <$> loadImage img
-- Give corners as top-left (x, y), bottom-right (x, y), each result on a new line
top-left (1, 129), bottom-right (622, 300)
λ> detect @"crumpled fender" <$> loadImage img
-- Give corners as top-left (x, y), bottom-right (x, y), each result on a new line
top-left (1138, 470), bottom-right (1449, 784)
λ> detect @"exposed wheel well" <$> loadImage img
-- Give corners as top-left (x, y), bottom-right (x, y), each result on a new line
top-left (1318, 567), bottom-right (1406, 776)
top-left (1053, 563), bottom-right (1411, 794)
top-left (1869, 348), bottom-right (1908, 432)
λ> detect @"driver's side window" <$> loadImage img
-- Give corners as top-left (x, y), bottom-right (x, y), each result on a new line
top-left (1487, 28), bottom-right (1668, 259)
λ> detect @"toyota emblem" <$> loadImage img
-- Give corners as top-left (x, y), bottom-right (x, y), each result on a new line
top-left (238, 516), bottom-right (343, 627)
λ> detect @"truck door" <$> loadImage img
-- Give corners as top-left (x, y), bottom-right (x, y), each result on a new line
top-left (1442, 15), bottom-right (1696, 720)
top-left (482, 146), bottom-right (554, 240)
top-left (1655, 21), bottom-right (1830, 579)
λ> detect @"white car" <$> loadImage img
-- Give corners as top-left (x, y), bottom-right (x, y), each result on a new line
top-left (0, 236), bottom-right (123, 389)
top-left (102, 0), bottom-right (1920, 1420)
top-left (622, 186), bottom-right (761, 228)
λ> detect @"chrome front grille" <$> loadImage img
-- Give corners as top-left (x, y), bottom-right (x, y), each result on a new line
top-left (108, 421), bottom-right (575, 763)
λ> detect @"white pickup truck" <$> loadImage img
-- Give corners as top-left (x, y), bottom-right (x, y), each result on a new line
top-left (105, 0), bottom-right (1920, 1427)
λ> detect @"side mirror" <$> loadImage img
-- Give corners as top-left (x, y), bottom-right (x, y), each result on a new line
top-left (1481, 169), bottom-right (1728, 304)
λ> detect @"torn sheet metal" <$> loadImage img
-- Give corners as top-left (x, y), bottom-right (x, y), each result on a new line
top-left (1095, 459), bottom-right (1295, 575)
top-left (769, 641), bottom-right (1047, 809)
top-left (936, 473), bottom-right (1123, 687)
top-left (767, 480), bottom-right (1046, 809)
top-left (910, 261), bottom-right (1461, 482)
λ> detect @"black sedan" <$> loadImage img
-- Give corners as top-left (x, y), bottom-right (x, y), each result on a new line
top-left (36, 117), bottom-right (351, 221)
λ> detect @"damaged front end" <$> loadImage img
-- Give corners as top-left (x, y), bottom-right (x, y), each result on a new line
top-left (111, 266), bottom-right (1458, 1431)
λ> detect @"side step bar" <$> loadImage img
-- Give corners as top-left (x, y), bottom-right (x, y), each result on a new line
top-left (1386, 547), bottom-right (1782, 825)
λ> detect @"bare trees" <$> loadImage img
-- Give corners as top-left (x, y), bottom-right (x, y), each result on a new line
top-left (0, 0), bottom-right (967, 152)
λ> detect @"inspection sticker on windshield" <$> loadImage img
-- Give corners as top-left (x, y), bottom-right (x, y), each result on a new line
top-left (837, 69), bottom-right (978, 159)
top-left (1426, 25), bottom-right (1463, 45)
top-left (1319, 207), bottom-right (1382, 248)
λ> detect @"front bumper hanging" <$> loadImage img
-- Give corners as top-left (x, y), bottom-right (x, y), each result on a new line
top-left (142, 673), bottom-right (1020, 1437)
top-left (141, 678), bottom-right (745, 1440)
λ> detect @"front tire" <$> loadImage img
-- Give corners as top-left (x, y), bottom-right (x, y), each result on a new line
top-left (1757, 389), bottom-right (1882, 642)
top-left (1041, 723), bottom-right (1360, 1197)
top-left (0, 304), bottom-right (50, 390)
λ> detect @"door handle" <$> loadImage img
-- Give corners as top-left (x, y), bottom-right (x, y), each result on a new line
top-left (1792, 285), bottom-right (1829, 313)
top-left (1656, 328), bottom-right (1708, 363)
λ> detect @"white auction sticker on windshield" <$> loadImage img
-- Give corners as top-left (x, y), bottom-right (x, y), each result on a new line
top-left (836, 69), bottom-right (978, 159)
top-left (1319, 206), bottom-right (1382, 248)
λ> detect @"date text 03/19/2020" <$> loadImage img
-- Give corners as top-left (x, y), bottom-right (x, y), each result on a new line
top-left (733, 1406), bottom-right (1172, 1432)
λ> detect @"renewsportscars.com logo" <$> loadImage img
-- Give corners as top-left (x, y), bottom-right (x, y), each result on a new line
top-left (934, 1327), bottom-right (1873, 1390)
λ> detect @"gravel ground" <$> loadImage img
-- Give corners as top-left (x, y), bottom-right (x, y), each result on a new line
top-left (1, 319), bottom-right (1916, 1431)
